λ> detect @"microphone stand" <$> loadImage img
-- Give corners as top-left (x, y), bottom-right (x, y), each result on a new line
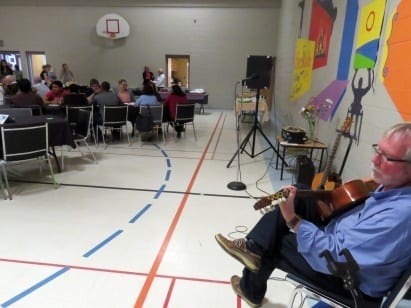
top-left (227, 81), bottom-right (247, 191)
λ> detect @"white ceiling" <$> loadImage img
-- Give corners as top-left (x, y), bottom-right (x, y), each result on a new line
top-left (0, 0), bottom-right (281, 8)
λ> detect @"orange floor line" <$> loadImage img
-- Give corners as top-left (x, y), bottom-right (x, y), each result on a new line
top-left (134, 113), bottom-right (224, 307)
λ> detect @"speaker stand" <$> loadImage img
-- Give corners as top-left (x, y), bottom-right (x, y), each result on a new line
top-left (227, 88), bottom-right (287, 168)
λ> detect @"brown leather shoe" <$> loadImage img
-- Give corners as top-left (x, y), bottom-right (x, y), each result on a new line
top-left (231, 275), bottom-right (262, 307)
top-left (215, 233), bottom-right (261, 272)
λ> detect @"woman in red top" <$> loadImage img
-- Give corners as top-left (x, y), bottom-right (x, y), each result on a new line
top-left (164, 84), bottom-right (188, 138)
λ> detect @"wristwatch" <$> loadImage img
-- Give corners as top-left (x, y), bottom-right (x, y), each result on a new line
top-left (286, 214), bottom-right (302, 231)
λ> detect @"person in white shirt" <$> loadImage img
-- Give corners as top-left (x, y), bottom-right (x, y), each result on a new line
top-left (153, 68), bottom-right (166, 89)
top-left (32, 76), bottom-right (50, 98)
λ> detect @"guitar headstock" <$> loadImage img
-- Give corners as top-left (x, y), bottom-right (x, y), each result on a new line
top-left (253, 190), bottom-right (289, 214)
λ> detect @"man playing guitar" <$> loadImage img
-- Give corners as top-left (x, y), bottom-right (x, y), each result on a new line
top-left (215, 123), bottom-right (411, 307)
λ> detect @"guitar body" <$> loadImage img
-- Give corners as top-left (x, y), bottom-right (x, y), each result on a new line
top-left (311, 172), bottom-right (342, 190)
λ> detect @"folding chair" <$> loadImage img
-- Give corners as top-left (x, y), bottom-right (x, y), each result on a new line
top-left (0, 108), bottom-right (33, 119)
top-left (0, 122), bottom-right (58, 199)
top-left (286, 250), bottom-right (411, 308)
top-left (168, 103), bottom-right (197, 141)
top-left (66, 105), bottom-right (96, 146)
top-left (138, 104), bottom-right (165, 145)
top-left (98, 105), bottom-right (129, 148)
top-left (73, 109), bottom-right (97, 163)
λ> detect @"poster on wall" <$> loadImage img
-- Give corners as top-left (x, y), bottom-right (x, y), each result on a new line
top-left (309, 0), bottom-right (337, 69)
top-left (353, 0), bottom-right (386, 69)
top-left (381, 0), bottom-right (411, 121)
top-left (290, 39), bottom-right (315, 101)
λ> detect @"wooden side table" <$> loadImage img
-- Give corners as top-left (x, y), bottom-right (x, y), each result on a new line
top-left (275, 136), bottom-right (327, 180)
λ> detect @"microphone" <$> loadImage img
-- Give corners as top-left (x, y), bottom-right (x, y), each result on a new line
top-left (241, 73), bottom-right (259, 85)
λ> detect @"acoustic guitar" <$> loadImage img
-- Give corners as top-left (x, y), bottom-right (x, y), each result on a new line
top-left (311, 117), bottom-right (353, 190)
top-left (253, 179), bottom-right (377, 221)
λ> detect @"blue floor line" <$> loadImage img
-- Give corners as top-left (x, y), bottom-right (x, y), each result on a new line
top-left (154, 184), bottom-right (166, 199)
top-left (165, 169), bottom-right (171, 181)
top-left (166, 158), bottom-right (171, 167)
top-left (82, 229), bottom-right (123, 258)
top-left (129, 204), bottom-right (152, 223)
top-left (1, 267), bottom-right (70, 307)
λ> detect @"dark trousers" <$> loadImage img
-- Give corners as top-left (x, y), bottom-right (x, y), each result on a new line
top-left (241, 196), bottom-right (361, 304)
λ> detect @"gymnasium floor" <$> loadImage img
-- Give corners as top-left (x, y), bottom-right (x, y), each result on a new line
top-left (0, 109), bottom-right (309, 308)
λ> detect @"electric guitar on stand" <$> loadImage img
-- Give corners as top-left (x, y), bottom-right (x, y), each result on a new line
top-left (311, 117), bottom-right (353, 190)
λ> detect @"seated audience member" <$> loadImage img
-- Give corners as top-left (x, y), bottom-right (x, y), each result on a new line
top-left (44, 80), bottom-right (69, 105)
top-left (135, 83), bottom-right (160, 107)
top-left (163, 84), bottom-right (188, 138)
top-left (32, 76), bottom-right (50, 97)
top-left (9, 78), bottom-right (43, 108)
top-left (142, 66), bottom-right (155, 83)
top-left (0, 59), bottom-right (13, 77)
top-left (215, 122), bottom-right (411, 307)
top-left (116, 79), bottom-right (135, 104)
top-left (87, 79), bottom-right (101, 102)
top-left (153, 68), bottom-right (166, 89)
top-left (2, 75), bottom-right (19, 105)
top-left (62, 83), bottom-right (88, 106)
top-left (92, 81), bottom-right (122, 125)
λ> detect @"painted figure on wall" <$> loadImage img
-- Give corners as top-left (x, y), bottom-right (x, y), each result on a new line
top-left (347, 68), bottom-right (374, 144)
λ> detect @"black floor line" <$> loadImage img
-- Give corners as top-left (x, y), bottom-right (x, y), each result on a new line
top-left (10, 180), bottom-right (253, 199)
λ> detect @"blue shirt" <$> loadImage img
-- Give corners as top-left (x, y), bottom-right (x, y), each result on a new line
top-left (297, 185), bottom-right (411, 297)
top-left (135, 95), bottom-right (159, 106)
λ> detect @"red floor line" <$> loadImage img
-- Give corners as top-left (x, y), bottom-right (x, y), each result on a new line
top-left (211, 113), bottom-right (226, 160)
top-left (0, 257), bottom-right (229, 285)
top-left (134, 116), bottom-right (223, 308)
top-left (163, 277), bottom-right (176, 308)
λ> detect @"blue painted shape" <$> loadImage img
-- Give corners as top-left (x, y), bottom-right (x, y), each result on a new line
top-left (129, 204), bottom-right (152, 223)
top-left (82, 229), bottom-right (123, 257)
top-left (154, 184), bottom-right (166, 199)
top-left (337, 0), bottom-right (359, 80)
top-left (166, 158), bottom-right (171, 168)
top-left (356, 39), bottom-right (379, 61)
top-left (1, 267), bottom-right (70, 307)
top-left (165, 169), bottom-right (171, 181)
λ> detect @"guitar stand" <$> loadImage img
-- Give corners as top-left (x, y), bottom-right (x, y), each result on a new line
top-left (227, 88), bottom-right (287, 168)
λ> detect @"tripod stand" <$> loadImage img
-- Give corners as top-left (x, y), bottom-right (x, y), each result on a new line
top-left (227, 88), bottom-right (287, 168)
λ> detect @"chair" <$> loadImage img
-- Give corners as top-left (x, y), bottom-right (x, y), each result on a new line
top-left (138, 104), bottom-right (165, 145)
top-left (73, 109), bottom-right (97, 163)
top-left (98, 105), bottom-right (129, 148)
top-left (0, 122), bottom-right (58, 199)
top-left (286, 250), bottom-right (411, 308)
top-left (168, 103), bottom-right (196, 141)
top-left (0, 108), bottom-right (33, 119)
top-left (65, 105), bottom-right (96, 146)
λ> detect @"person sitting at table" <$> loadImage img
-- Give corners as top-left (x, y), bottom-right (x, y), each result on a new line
top-left (135, 83), bottom-right (160, 107)
top-left (163, 83), bottom-right (188, 138)
top-left (32, 76), bottom-right (50, 97)
top-left (87, 78), bottom-right (101, 102)
top-left (92, 81), bottom-right (122, 125)
top-left (62, 83), bottom-right (88, 106)
top-left (9, 78), bottom-right (44, 108)
top-left (116, 79), bottom-right (135, 104)
top-left (2, 75), bottom-right (19, 105)
top-left (43, 80), bottom-right (69, 105)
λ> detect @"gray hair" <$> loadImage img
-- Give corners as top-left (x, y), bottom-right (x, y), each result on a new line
top-left (384, 123), bottom-right (411, 161)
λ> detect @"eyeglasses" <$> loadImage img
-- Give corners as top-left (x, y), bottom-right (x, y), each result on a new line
top-left (372, 144), bottom-right (411, 163)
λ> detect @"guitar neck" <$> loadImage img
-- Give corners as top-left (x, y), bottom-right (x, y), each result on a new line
top-left (319, 133), bottom-right (342, 188)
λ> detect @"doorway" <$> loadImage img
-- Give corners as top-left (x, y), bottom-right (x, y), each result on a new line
top-left (26, 51), bottom-right (47, 82)
top-left (166, 55), bottom-right (190, 88)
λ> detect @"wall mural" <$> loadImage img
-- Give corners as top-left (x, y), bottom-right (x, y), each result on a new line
top-left (381, 0), bottom-right (411, 121)
top-left (290, 39), bottom-right (315, 101)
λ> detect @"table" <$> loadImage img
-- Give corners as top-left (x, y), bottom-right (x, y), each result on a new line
top-left (235, 97), bottom-right (269, 122)
top-left (2, 115), bottom-right (75, 172)
top-left (275, 136), bottom-right (327, 180)
top-left (159, 91), bottom-right (208, 114)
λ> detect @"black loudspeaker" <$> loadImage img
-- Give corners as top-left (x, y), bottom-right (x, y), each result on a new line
top-left (295, 155), bottom-right (315, 187)
top-left (245, 55), bottom-right (272, 89)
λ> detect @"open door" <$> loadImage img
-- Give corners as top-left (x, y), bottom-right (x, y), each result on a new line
top-left (166, 55), bottom-right (190, 88)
